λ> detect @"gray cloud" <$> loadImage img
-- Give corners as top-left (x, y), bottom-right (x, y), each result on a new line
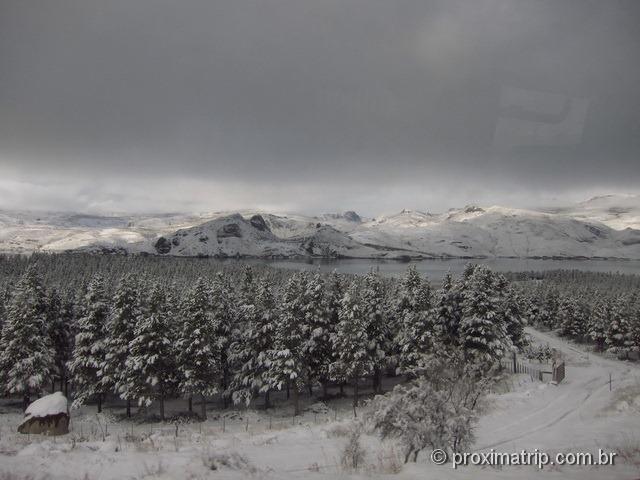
top-left (1, 0), bottom-right (639, 214)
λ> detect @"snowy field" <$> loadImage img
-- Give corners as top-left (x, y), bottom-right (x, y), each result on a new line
top-left (1, 328), bottom-right (640, 480)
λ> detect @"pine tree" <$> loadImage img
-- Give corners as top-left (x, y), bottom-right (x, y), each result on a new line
top-left (210, 272), bottom-right (233, 405)
top-left (495, 277), bottom-right (527, 350)
top-left (589, 299), bottom-right (609, 352)
top-left (123, 282), bottom-right (177, 420)
top-left (330, 280), bottom-right (373, 415)
top-left (460, 266), bottom-right (510, 363)
top-left (605, 296), bottom-right (633, 359)
top-left (46, 288), bottom-right (75, 394)
top-left (432, 272), bottom-right (463, 349)
top-left (177, 277), bottom-right (220, 419)
top-left (318, 270), bottom-right (343, 397)
top-left (68, 275), bottom-right (108, 411)
top-left (557, 295), bottom-right (588, 339)
top-left (395, 266), bottom-right (433, 374)
top-left (301, 272), bottom-right (331, 396)
top-left (102, 274), bottom-right (140, 416)
top-left (229, 278), bottom-right (277, 407)
top-left (264, 273), bottom-right (307, 415)
top-left (0, 265), bottom-right (55, 410)
top-left (360, 270), bottom-right (392, 393)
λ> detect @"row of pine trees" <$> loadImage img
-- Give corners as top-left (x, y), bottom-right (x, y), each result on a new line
top-left (0, 261), bottom-right (526, 419)
top-left (521, 281), bottom-right (640, 358)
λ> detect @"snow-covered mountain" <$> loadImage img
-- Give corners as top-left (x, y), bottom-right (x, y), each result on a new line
top-left (1, 195), bottom-right (639, 259)
top-left (544, 194), bottom-right (640, 231)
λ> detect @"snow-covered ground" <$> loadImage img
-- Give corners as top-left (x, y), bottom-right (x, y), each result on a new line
top-left (1, 329), bottom-right (640, 479)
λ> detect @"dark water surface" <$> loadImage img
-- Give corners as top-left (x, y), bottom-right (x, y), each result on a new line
top-left (237, 258), bottom-right (640, 280)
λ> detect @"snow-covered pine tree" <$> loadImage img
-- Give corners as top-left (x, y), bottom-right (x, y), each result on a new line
top-left (318, 270), bottom-right (343, 397)
top-left (521, 290), bottom-right (543, 329)
top-left (210, 272), bottom-right (233, 405)
top-left (229, 278), bottom-right (277, 407)
top-left (557, 295), bottom-right (587, 339)
top-left (50, 290), bottom-right (75, 395)
top-left (541, 288), bottom-right (560, 330)
top-left (330, 280), bottom-right (374, 415)
top-left (237, 265), bottom-right (255, 304)
top-left (45, 288), bottom-right (75, 394)
top-left (177, 277), bottom-right (220, 419)
top-left (101, 274), bottom-right (141, 416)
top-left (605, 295), bottom-right (633, 359)
top-left (494, 276), bottom-right (527, 350)
top-left (395, 266), bottom-right (433, 374)
top-left (0, 264), bottom-right (55, 410)
top-left (459, 266), bottom-right (510, 364)
top-left (263, 273), bottom-right (307, 415)
top-left (301, 272), bottom-right (331, 396)
top-left (628, 303), bottom-right (640, 355)
top-left (589, 299), bottom-right (609, 352)
top-left (68, 274), bottom-right (108, 411)
top-left (123, 282), bottom-right (177, 420)
top-left (360, 270), bottom-right (393, 393)
top-left (432, 272), bottom-right (463, 349)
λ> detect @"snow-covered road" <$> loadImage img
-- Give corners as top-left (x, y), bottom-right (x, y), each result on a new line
top-left (422, 327), bottom-right (640, 479)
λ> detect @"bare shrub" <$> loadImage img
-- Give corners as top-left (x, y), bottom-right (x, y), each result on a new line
top-left (325, 423), bottom-right (351, 438)
top-left (141, 460), bottom-right (165, 477)
top-left (202, 451), bottom-right (257, 474)
top-left (366, 444), bottom-right (403, 474)
top-left (340, 424), bottom-right (366, 472)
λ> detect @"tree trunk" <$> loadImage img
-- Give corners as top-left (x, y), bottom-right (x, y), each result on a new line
top-left (352, 381), bottom-right (358, 417)
top-left (159, 391), bottom-right (165, 421)
top-left (292, 386), bottom-right (300, 416)
top-left (221, 362), bottom-right (229, 408)
top-left (188, 396), bottom-right (193, 413)
top-left (339, 383), bottom-right (344, 396)
top-left (264, 390), bottom-right (271, 409)
top-left (126, 399), bottom-right (131, 418)
top-left (97, 394), bottom-right (102, 413)
top-left (322, 382), bottom-right (328, 399)
top-left (286, 381), bottom-right (290, 400)
top-left (200, 394), bottom-right (207, 420)
top-left (23, 393), bottom-right (30, 412)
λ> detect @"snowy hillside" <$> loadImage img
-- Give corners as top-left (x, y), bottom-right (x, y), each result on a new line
top-left (545, 194), bottom-right (640, 230)
top-left (1, 196), bottom-right (640, 259)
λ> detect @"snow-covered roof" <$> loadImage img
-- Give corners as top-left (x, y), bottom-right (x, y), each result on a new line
top-left (23, 391), bottom-right (68, 419)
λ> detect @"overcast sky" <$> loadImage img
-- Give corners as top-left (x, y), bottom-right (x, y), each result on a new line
top-left (1, 0), bottom-right (639, 215)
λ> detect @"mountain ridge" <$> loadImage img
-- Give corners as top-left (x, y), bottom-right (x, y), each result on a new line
top-left (1, 196), bottom-right (640, 259)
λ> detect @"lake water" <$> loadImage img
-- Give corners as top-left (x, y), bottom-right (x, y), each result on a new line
top-left (239, 258), bottom-right (640, 280)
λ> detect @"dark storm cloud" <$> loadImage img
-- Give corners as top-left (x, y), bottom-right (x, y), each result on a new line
top-left (0, 0), bottom-right (639, 213)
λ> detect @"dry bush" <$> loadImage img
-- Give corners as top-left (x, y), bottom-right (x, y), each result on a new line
top-left (325, 422), bottom-right (351, 438)
top-left (340, 425), bottom-right (366, 472)
top-left (365, 444), bottom-right (403, 474)
top-left (202, 451), bottom-right (257, 474)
